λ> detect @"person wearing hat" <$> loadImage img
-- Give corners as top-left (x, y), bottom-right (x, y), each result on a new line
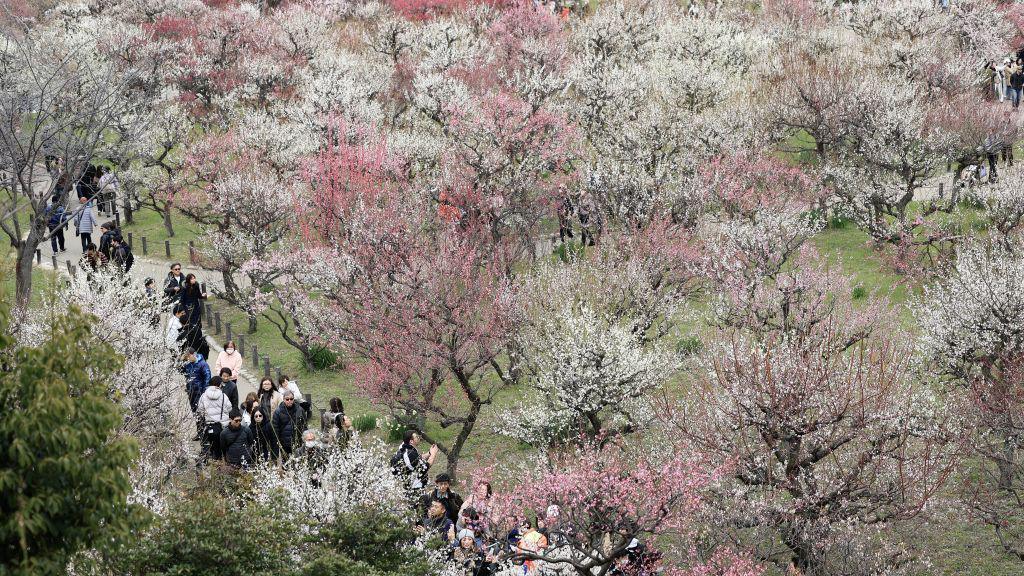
top-left (421, 472), bottom-right (464, 524)
top-left (452, 528), bottom-right (484, 574)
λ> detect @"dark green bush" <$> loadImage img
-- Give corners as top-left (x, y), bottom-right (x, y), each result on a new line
top-left (308, 345), bottom-right (339, 371)
top-left (852, 285), bottom-right (867, 300)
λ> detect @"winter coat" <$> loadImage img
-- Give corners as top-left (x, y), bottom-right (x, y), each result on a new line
top-left (184, 355), bottom-right (212, 396)
top-left (250, 411), bottom-right (278, 461)
top-left (99, 228), bottom-right (120, 259)
top-left (164, 273), bottom-right (185, 302)
top-left (180, 284), bottom-right (206, 323)
top-left (74, 205), bottom-right (97, 235)
top-left (112, 244), bottom-right (133, 273)
top-left (47, 205), bottom-right (66, 229)
top-left (273, 401), bottom-right (307, 453)
top-left (165, 316), bottom-right (184, 349)
top-left (221, 379), bottom-right (239, 412)
top-left (198, 386), bottom-right (231, 426)
top-left (258, 389), bottom-right (283, 417)
top-left (423, 488), bottom-right (464, 524)
top-left (220, 424), bottom-right (254, 467)
top-left (393, 443), bottom-right (430, 490)
top-left (214, 350), bottom-right (244, 381)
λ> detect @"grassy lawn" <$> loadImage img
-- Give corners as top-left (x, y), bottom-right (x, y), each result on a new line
top-left (121, 207), bottom-right (202, 261)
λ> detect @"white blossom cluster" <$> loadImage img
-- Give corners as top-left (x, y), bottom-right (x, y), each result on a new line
top-left (249, 435), bottom-right (409, 525)
top-left (916, 239), bottom-right (1024, 381)
top-left (22, 272), bottom-right (194, 512)
top-left (497, 258), bottom-right (679, 447)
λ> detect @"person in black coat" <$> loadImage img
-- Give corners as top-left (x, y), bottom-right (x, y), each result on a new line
top-left (273, 391), bottom-right (307, 461)
top-left (98, 222), bottom-right (120, 260)
top-left (249, 406), bottom-right (277, 461)
top-left (219, 367), bottom-right (239, 411)
top-left (163, 263), bottom-right (185, 305)
top-left (179, 273), bottom-right (207, 327)
top-left (220, 409), bottom-right (254, 468)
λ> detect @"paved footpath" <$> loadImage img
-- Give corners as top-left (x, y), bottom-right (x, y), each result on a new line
top-left (36, 204), bottom-right (257, 398)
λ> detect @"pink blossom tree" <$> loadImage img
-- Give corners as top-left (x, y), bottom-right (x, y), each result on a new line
top-left (492, 443), bottom-right (748, 576)
top-left (278, 125), bottom-right (519, 480)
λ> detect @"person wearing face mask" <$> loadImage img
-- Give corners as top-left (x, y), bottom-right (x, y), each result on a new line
top-left (215, 340), bottom-right (242, 388)
top-left (296, 430), bottom-right (329, 487)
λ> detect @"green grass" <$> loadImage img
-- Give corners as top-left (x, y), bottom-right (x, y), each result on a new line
top-left (121, 208), bottom-right (202, 261)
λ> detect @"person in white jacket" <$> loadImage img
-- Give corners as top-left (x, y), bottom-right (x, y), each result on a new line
top-left (198, 377), bottom-right (232, 460)
top-left (165, 306), bottom-right (187, 351)
top-left (278, 375), bottom-right (303, 402)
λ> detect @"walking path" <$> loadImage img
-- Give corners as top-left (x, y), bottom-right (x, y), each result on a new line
top-left (36, 204), bottom-right (257, 398)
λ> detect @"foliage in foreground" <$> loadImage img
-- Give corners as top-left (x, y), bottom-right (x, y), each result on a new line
top-left (0, 304), bottom-right (140, 575)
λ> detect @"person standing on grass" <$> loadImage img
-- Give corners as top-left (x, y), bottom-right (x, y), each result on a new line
top-left (74, 196), bottom-right (97, 251)
top-left (421, 473), bottom-right (464, 524)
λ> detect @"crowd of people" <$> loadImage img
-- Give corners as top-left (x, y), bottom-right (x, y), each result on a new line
top-left (149, 255), bottom-right (653, 575)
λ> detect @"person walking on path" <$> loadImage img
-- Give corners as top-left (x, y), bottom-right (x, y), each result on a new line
top-left (46, 202), bottom-right (67, 253)
top-left (220, 409), bottom-right (253, 468)
top-left (1010, 65), bottom-right (1023, 109)
top-left (74, 196), bottom-right (97, 251)
top-left (183, 346), bottom-right (212, 413)
top-left (198, 376), bottom-right (231, 462)
top-left (111, 236), bottom-right (134, 273)
top-left (163, 263), bottom-right (185, 306)
top-left (272, 391), bottom-right (307, 462)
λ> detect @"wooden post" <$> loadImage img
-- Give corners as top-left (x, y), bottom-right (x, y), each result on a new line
top-left (51, 255), bottom-right (57, 270)
top-left (238, 334), bottom-right (246, 359)
top-left (275, 366), bottom-right (282, 382)
top-left (262, 356), bottom-right (270, 378)
top-left (164, 240), bottom-right (171, 258)
top-left (204, 303), bottom-right (213, 327)
top-left (214, 312), bottom-right (222, 335)
top-left (66, 260), bottom-right (75, 276)
top-left (938, 183), bottom-right (944, 200)
top-left (141, 236), bottom-right (148, 255)
top-left (188, 241), bottom-right (196, 265)
top-left (225, 322), bottom-right (233, 343)
top-left (115, 212), bottom-right (121, 228)
top-left (127, 232), bottom-right (133, 249)
top-left (124, 197), bottom-right (133, 224)
top-left (35, 249), bottom-right (41, 264)
top-left (252, 345), bottom-right (259, 368)
top-left (319, 409), bottom-right (327, 433)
